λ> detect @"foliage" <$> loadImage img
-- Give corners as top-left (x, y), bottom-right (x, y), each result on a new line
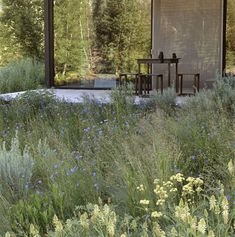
top-left (0, 133), bottom-right (34, 202)
top-left (227, 0), bottom-right (235, 70)
top-left (8, 174), bottom-right (235, 237)
top-left (92, 0), bottom-right (151, 73)
top-left (150, 87), bottom-right (177, 115)
top-left (0, 58), bottom-right (44, 93)
top-left (54, 0), bottom-right (92, 77)
top-left (0, 79), bottom-right (234, 236)
top-left (0, 0), bottom-right (44, 59)
top-left (9, 185), bottom-right (64, 236)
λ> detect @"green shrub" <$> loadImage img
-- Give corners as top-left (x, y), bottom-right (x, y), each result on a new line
top-left (150, 87), bottom-right (177, 115)
top-left (0, 58), bottom-right (45, 93)
top-left (0, 133), bottom-right (34, 202)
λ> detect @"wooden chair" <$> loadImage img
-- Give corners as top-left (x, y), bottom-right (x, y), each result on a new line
top-left (119, 73), bottom-right (139, 94)
top-left (139, 74), bottom-right (163, 95)
top-left (177, 73), bottom-right (200, 96)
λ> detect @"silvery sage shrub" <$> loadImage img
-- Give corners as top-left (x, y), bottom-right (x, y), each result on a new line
top-left (0, 133), bottom-right (34, 201)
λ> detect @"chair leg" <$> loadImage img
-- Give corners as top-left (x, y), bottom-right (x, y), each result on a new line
top-left (193, 75), bottom-right (197, 94)
top-left (160, 75), bottom-right (163, 94)
top-left (135, 74), bottom-right (138, 95)
top-left (180, 74), bottom-right (183, 95)
top-left (197, 74), bottom-right (200, 92)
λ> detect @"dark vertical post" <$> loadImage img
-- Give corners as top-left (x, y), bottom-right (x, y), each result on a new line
top-left (44, 0), bottom-right (54, 87)
top-left (151, 0), bottom-right (153, 59)
top-left (222, 0), bottom-right (227, 75)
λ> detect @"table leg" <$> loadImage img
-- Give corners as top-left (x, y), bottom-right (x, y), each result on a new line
top-left (176, 62), bottom-right (179, 93)
top-left (138, 63), bottom-right (141, 95)
top-left (168, 63), bottom-right (171, 87)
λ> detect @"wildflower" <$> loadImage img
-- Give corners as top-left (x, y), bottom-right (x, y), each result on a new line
top-left (208, 230), bottom-right (215, 237)
top-left (170, 173), bottom-right (185, 183)
top-left (209, 195), bottom-right (217, 210)
top-left (197, 218), bottom-right (206, 234)
top-left (156, 199), bottom-right (165, 206)
top-left (152, 222), bottom-right (166, 237)
top-left (84, 127), bottom-right (91, 132)
top-left (29, 224), bottom-right (40, 237)
top-left (188, 216), bottom-right (197, 230)
top-left (130, 219), bottom-right (137, 230)
top-left (92, 172), bottom-right (97, 177)
top-left (120, 233), bottom-right (127, 237)
top-left (53, 164), bottom-right (59, 169)
top-left (226, 195), bottom-right (231, 201)
top-left (154, 179), bottom-right (160, 184)
top-left (94, 183), bottom-right (99, 191)
top-left (182, 183), bottom-right (194, 196)
top-left (170, 227), bottom-right (178, 236)
top-left (107, 222), bottom-right (115, 237)
top-left (170, 188), bottom-right (177, 192)
top-left (175, 200), bottom-right (191, 223)
top-left (214, 204), bottom-right (220, 215)
top-left (222, 196), bottom-right (229, 224)
top-left (140, 200), bottom-right (150, 205)
top-left (137, 184), bottom-right (145, 191)
top-left (53, 215), bottom-right (63, 232)
top-left (151, 211), bottom-right (162, 218)
top-left (196, 187), bottom-right (202, 193)
top-left (191, 155), bottom-right (196, 160)
top-left (98, 128), bottom-right (103, 137)
top-left (5, 232), bottom-right (11, 237)
top-left (80, 212), bottom-right (89, 230)
top-left (66, 219), bottom-right (73, 229)
top-left (70, 166), bottom-right (78, 173)
top-left (228, 160), bottom-right (234, 175)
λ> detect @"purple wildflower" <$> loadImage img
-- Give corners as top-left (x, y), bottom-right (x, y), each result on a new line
top-left (226, 195), bottom-right (231, 201)
top-left (70, 166), bottom-right (78, 173)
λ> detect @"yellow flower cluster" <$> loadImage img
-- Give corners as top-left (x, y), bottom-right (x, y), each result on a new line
top-left (90, 204), bottom-right (117, 236)
top-left (197, 218), bottom-right (206, 234)
top-left (140, 199), bottom-right (150, 205)
top-left (182, 177), bottom-right (203, 197)
top-left (53, 215), bottom-right (64, 232)
top-left (152, 222), bottom-right (166, 237)
top-left (151, 211), bottom-right (163, 218)
top-left (137, 184), bottom-right (145, 192)
top-left (174, 200), bottom-right (209, 235)
top-left (228, 159), bottom-right (234, 175)
top-left (154, 185), bottom-right (168, 206)
top-left (222, 196), bottom-right (229, 224)
top-left (170, 173), bottom-right (185, 183)
top-left (175, 199), bottom-right (191, 223)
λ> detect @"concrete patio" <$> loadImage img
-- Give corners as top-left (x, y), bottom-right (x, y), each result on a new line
top-left (0, 89), bottom-right (188, 105)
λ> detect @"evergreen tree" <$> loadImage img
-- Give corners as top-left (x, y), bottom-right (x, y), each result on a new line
top-left (227, 0), bottom-right (235, 70)
top-left (54, 0), bottom-right (93, 77)
top-left (0, 0), bottom-right (44, 60)
top-left (92, 0), bottom-right (151, 73)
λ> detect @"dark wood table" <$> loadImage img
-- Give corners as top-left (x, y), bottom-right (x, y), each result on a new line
top-left (137, 58), bottom-right (180, 94)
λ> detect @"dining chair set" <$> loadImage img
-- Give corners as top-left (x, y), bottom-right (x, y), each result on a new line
top-left (119, 56), bottom-right (200, 96)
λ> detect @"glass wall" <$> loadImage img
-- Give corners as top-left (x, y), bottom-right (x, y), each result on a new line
top-left (0, 0), bottom-right (44, 93)
top-left (53, 0), bottom-right (151, 88)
